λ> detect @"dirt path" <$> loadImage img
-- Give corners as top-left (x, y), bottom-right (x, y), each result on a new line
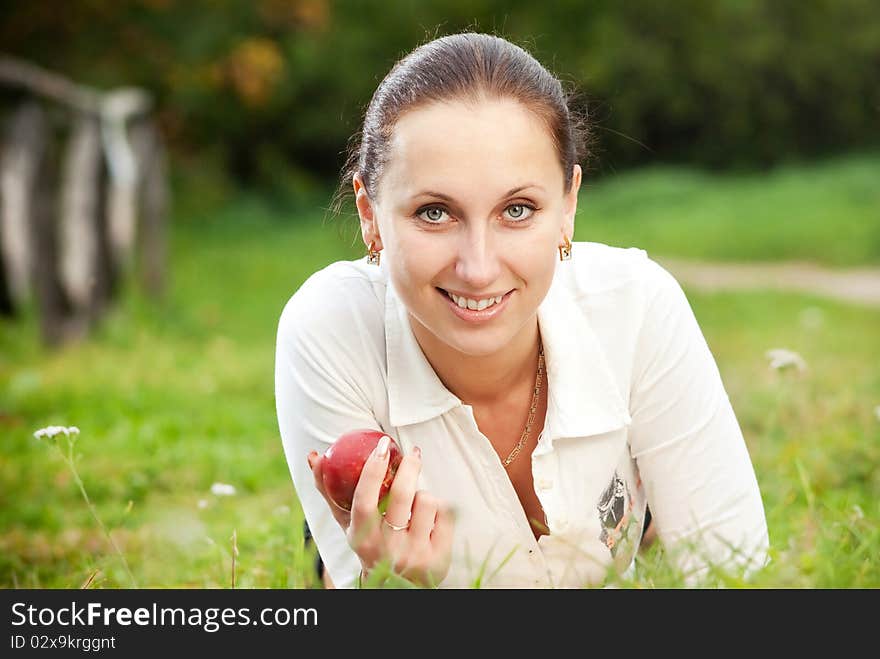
top-left (655, 258), bottom-right (880, 308)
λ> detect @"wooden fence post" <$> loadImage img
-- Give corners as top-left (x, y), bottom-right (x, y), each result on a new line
top-left (25, 104), bottom-right (79, 346)
top-left (58, 113), bottom-right (102, 315)
top-left (1, 102), bottom-right (44, 310)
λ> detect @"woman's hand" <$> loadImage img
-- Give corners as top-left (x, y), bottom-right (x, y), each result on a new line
top-left (307, 439), bottom-right (455, 587)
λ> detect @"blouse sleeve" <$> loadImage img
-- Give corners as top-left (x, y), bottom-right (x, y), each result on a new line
top-left (274, 270), bottom-right (384, 589)
top-left (627, 258), bottom-right (769, 584)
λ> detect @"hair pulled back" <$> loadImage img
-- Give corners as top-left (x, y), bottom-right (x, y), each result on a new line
top-left (331, 32), bottom-right (591, 215)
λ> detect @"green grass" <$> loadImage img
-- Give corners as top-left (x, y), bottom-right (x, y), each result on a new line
top-left (579, 152), bottom-right (880, 266)
top-left (1, 153), bottom-right (878, 588)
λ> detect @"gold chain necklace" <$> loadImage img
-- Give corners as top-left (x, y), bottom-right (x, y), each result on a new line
top-left (502, 339), bottom-right (545, 468)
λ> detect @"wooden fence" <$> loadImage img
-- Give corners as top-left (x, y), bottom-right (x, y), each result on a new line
top-left (0, 56), bottom-right (167, 347)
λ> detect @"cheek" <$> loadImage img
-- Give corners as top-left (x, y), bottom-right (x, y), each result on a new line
top-left (522, 254), bottom-right (558, 294)
top-left (501, 228), bottom-right (559, 278)
top-left (389, 231), bottom-right (447, 285)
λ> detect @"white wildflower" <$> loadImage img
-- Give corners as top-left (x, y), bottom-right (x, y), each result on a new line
top-left (33, 425), bottom-right (79, 440)
top-left (765, 348), bottom-right (807, 372)
top-left (273, 505), bottom-right (291, 516)
top-left (210, 482), bottom-right (236, 497)
top-left (197, 499), bottom-right (209, 510)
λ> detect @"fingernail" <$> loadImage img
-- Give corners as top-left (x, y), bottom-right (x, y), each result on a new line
top-left (375, 435), bottom-right (390, 458)
top-left (307, 451), bottom-right (318, 470)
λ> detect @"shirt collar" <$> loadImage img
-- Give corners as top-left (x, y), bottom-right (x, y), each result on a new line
top-left (535, 274), bottom-right (632, 448)
top-left (385, 265), bottom-right (632, 439)
top-left (385, 277), bottom-right (462, 427)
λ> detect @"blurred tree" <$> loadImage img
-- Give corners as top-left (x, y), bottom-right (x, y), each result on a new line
top-left (1, 0), bottom-right (877, 189)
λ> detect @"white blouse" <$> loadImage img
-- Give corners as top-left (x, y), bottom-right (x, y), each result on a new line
top-left (274, 241), bottom-right (769, 588)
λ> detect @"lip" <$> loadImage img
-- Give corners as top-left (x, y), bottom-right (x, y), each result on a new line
top-left (437, 287), bottom-right (513, 323)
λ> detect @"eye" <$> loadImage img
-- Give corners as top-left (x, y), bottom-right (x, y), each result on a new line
top-left (504, 204), bottom-right (536, 221)
top-left (416, 206), bottom-right (449, 224)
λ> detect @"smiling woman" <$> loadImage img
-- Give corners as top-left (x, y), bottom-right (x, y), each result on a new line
top-left (274, 32), bottom-right (769, 589)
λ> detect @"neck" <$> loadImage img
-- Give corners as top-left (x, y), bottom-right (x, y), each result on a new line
top-left (408, 317), bottom-right (542, 408)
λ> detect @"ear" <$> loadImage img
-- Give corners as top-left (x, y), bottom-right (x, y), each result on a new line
top-left (561, 164), bottom-right (582, 243)
top-left (353, 172), bottom-right (383, 250)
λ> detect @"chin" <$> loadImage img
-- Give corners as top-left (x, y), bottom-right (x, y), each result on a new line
top-left (443, 329), bottom-right (515, 358)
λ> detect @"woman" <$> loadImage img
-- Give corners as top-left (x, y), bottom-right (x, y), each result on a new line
top-left (275, 32), bottom-right (769, 588)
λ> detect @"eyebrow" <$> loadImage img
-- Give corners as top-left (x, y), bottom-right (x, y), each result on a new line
top-left (410, 184), bottom-right (545, 202)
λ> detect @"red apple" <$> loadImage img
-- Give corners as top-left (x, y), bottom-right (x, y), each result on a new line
top-left (321, 429), bottom-right (403, 512)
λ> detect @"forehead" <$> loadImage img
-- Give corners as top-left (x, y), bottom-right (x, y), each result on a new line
top-left (380, 98), bottom-right (563, 200)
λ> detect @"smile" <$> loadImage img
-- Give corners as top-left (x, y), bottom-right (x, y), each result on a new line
top-left (445, 290), bottom-right (505, 310)
top-left (436, 287), bottom-right (513, 322)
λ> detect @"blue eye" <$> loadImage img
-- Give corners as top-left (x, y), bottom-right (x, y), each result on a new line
top-left (505, 204), bottom-right (535, 221)
top-left (418, 206), bottom-right (446, 224)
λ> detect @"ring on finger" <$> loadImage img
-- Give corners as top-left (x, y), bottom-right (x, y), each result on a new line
top-left (382, 518), bottom-right (409, 532)
top-left (382, 517), bottom-right (409, 532)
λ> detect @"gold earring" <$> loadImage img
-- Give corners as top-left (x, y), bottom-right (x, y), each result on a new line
top-left (559, 235), bottom-right (572, 261)
top-left (367, 241), bottom-right (381, 266)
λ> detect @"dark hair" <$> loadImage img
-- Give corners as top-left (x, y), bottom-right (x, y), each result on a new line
top-left (330, 32), bottom-right (591, 217)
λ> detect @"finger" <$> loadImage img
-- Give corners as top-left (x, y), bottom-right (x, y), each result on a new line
top-left (407, 490), bottom-right (439, 541)
top-left (306, 451), bottom-right (324, 494)
top-left (309, 451), bottom-right (331, 499)
top-left (383, 446), bottom-right (421, 529)
top-left (308, 451), bottom-right (350, 528)
top-left (350, 435), bottom-right (392, 529)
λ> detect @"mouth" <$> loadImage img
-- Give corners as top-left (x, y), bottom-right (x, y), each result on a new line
top-left (435, 287), bottom-right (514, 322)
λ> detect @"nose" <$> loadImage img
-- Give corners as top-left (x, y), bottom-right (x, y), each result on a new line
top-left (454, 224), bottom-right (502, 291)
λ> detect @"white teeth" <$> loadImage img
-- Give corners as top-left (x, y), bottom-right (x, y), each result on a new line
top-left (446, 291), bottom-right (504, 310)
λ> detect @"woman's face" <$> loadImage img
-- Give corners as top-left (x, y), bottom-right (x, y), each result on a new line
top-left (356, 98), bottom-right (581, 359)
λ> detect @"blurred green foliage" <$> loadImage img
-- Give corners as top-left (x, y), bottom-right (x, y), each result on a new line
top-left (1, 0), bottom-right (878, 187)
